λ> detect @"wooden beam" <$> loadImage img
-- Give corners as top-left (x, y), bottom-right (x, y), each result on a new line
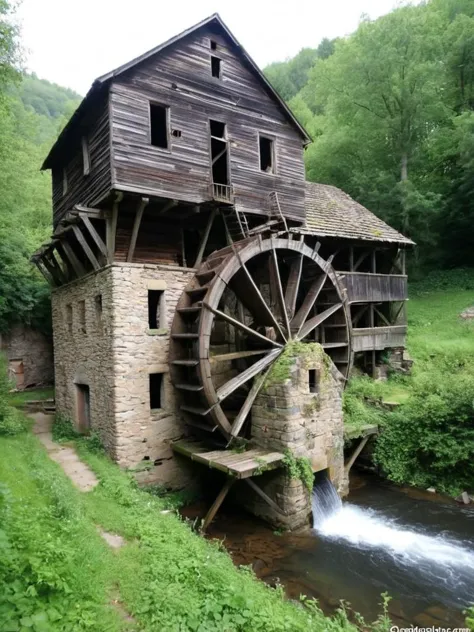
top-left (216, 349), bottom-right (281, 402)
top-left (230, 365), bottom-right (272, 440)
top-left (284, 253), bottom-right (303, 320)
top-left (107, 192), bottom-right (122, 263)
top-left (43, 251), bottom-right (67, 285)
top-left (344, 435), bottom-right (371, 475)
top-left (371, 250), bottom-right (377, 274)
top-left (297, 303), bottom-right (343, 340)
top-left (158, 199), bottom-right (178, 215)
top-left (72, 225), bottom-right (100, 271)
top-left (244, 479), bottom-right (287, 515)
top-left (36, 258), bottom-right (55, 286)
top-left (211, 349), bottom-right (267, 363)
top-left (349, 246), bottom-right (354, 271)
top-left (81, 216), bottom-right (107, 261)
top-left (290, 273), bottom-right (328, 334)
top-left (194, 208), bottom-right (217, 268)
top-left (180, 227), bottom-right (187, 267)
top-left (61, 240), bottom-right (86, 278)
top-left (353, 251), bottom-right (370, 272)
top-left (201, 478), bottom-right (234, 532)
top-left (73, 204), bottom-right (104, 218)
top-left (268, 247), bottom-right (291, 337)
top-left (373, 305), bottom-right (391, 327)
top-left (127, 196), bottom-right (149, 262)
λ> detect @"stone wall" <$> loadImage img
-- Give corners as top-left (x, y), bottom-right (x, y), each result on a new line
top-left (0, 325), bottom-right (54, 389)
top-left (239, 343), bottom-right (347, 530)
top-left (52, 262), bottom-right (196, 488)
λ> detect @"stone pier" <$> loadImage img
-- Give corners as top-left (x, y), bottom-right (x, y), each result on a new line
top-left (238, 343), bottom-right (347, 530)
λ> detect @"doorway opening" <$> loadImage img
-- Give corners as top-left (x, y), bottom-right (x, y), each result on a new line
top-left (209, 120), bottom-right (229, 186)
top-left (76, 383), bottom-right (91, 433)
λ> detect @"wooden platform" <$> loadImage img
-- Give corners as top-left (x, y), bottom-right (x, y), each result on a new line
top-left (172, 439), bottom-right (285, 479)
top-left (344, 423), bottom-right (378, 441)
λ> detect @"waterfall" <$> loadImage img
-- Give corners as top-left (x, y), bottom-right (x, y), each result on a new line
top-left (311, 474), bottom-right (342, 528)
top-left (312, 478), bottom-right (474, 571)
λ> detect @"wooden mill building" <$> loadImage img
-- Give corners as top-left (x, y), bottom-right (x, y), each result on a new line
top-left (33, 14), bottom-right (412, 529)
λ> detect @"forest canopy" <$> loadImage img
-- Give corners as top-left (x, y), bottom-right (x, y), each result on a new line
top-left (265, 0), bottom-right (474, 270)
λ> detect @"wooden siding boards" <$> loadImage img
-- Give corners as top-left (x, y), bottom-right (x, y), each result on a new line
top-left (52, 95), bottom-right (111, 227)
top-left (342, 273), bottom-right (408, 303)
top-left (109, 27), bottom-right (306, 222)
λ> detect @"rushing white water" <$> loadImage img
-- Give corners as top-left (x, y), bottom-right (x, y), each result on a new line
top-left (312, 480), bottom-right (474, 571)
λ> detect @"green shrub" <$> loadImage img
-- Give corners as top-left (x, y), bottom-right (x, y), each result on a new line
top-left (52, 413), bottom-right (79, 442)
top-left (373, 372), bottom-right (474, 495)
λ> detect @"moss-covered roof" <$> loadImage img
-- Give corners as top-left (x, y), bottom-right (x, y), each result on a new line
top-left (300, 182), bottom-right (414, 245)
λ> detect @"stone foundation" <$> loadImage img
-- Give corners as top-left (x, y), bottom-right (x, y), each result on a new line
top-left (52, 262), bottom-right (195, 488)
top-left (240, 343), bottom-right (347, 530)
top-left (0, 325), bottom-right (54, 389)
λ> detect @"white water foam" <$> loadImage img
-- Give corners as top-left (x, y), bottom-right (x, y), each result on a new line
top-left (315, 502), bottom-right (474, 569)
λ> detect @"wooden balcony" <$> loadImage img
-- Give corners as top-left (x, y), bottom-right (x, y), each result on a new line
top-left (352, 325), bottom-right (407, 351)
top-left (210, 183), bottom-right (234, 204)
top-left (342, 272), bottom-right (407, 303)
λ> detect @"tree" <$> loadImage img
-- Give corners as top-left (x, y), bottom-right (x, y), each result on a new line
top-left (0, 0), bottom-right (21, 90)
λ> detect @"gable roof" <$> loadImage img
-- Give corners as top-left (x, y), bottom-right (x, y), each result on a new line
top-left (301, 182), bottom-right (414, 245)
top-left (42, 13), bottom-right (311, 170)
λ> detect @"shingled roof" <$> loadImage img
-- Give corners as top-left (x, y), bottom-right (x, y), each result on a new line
top-left (300, 182), bottom-right (414, 245)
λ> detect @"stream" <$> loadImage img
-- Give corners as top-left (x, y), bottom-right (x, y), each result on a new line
top-left (188, 473), bottom-right (474, 626)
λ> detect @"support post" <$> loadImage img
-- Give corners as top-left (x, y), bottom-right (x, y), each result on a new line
top-left (61, 240), bottom-right (86, 278)
top-left (127, 196), bottom-right (149, 262)
top-left (72, 225), bottom-right (100, 270)
top-left (80, 216), bottom-right (108, 262)
top-left (201, 477), bottom-right (234, 532)
top-left (194, 208), bottom-right (217, 268)
top-left (244, 479), bottom-right (287, 516)
top-left (107, 192), bottom-right (122, 263)
top-left (344, 435), bottom-right (371, 475)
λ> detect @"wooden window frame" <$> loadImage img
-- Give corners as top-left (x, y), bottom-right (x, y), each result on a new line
top-left (82, 136), bottom-right (90, 176)
top-left (210, 55), bottom-right (223, 80)
top-left (208, 118), bottom-right (232, 187)
top-left (258, 133), bottom-right (277, 175)
top-left (148, 102), bottom-right (171, 151)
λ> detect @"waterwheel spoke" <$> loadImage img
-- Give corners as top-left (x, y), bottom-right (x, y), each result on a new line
top-left (229, 364), bottom-right (273, 441)
top-left (296, 303), bottom-right (343, 340)
top-left (268, 248), bottom-right (291, 338)
top-left (210, 349), bottom-right (269, 363)
top-left (290, 273), bottom-right (328, 335)
top-left (229, 260), bottom-right (287, 342)
top-left (284, 253), bottom-right (303, 320)
top-left (203, 302), bottom-right (283, 348)
top-left (216, 348), bottom-right (282, 402)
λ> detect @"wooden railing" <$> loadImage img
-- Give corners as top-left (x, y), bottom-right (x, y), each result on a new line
top-left (352, 325), bottom-right (407, 351)
top-left (342, 272), bottom-right (408, 303)
top-left (211, 183), bottom-right (234, 204)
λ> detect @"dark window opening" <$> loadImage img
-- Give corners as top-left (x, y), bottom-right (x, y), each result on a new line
top-left (66, 304), bottom-right (73, 333)
top-left (259, 136), bottom-right (274, 173)
top-left (210, 39), bottom-right (217, 50)
top-left (76, 384), bottom-right (90, 432)
top-left (211, 56), bottom-right (221, 78)
top-left (148, 290), bottom-right (164, 329)
top-left (209, 120), bottom-right (229, 186)
top-left (172, 129), bottom-right (182, 138)
top-left (308, 369), bottom-right (318, 394)
top-left (78, 300), bottom-right (86, 333)
top-left (149, 373), bottom-right (163, 409)
top-left (150, 103), bottom-right (169, 149)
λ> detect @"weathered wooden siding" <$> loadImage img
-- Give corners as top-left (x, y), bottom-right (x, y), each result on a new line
top-left (342, 273), bottom-right (408, 303)
top-left (109, 26), bottom-right (306, 222)
top-left (352, 326), bottom-right (407, 351)
top-left (52, 95), bottom-right (111, 227)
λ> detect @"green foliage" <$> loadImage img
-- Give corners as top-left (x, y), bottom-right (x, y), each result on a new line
top-left (282, 449), bottom-right (314, 492)
top-left (8, 387), bottom-right (54, 408)
top-left (0, 0), bottom-right (21, 91)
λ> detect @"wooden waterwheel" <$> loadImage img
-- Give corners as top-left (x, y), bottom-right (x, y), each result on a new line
top-left (170, 235), bottom-right (352, 443)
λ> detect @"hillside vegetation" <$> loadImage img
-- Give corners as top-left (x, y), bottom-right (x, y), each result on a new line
top-left (265, 0), bottom-right (474, 270)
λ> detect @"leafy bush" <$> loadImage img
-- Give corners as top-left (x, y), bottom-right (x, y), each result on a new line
top-left (373, 372), bottom-right (474, 495)
top-left (51, 413), bottom-right (79, 442)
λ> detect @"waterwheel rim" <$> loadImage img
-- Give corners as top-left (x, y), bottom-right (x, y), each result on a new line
top-left (171, 235), bottom-right (352, 442)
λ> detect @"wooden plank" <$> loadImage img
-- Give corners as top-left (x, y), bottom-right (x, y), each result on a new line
top-left (127, 196), bottom-right (149, 262)
top-left (36, 259), bottom-right (55, 286)
top-left (201, 478), bottom-right (234, 532)
top-left (291, 273), bottom-right (328, 334)
top-left (72, 225), bottom-right (100, 271)
top-left (203, 302), bottom-right (283, 349)
top-left (284, 253), bottom-right (303, 320)
top-left (194, 208), bottom-right (216, 268)
top-left (107, 192), bottom-right (122, 263)
top-left (43, 251), bottom-right (67, 285)
top-left (297, 303), bottom-right (343, 340)
top-left (230, 365), bottom-right (272, 439)
top-left (244, 479), bottom-right (287, 515)
top-left (344, 435), bottom-right (371, 474)
top-left (268, 247), bottom-right (291, 337)
top-left (216, 349), bottom-right (281, 402)
top-left (210, 349), bottom-right (267, 363)
top-left (61, 240), bottom-right (86, 278)
top-left (81, 216), bottom-right (108, 260)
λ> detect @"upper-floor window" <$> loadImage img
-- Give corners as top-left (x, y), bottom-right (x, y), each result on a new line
top-left (82, 137), bottom-right (90, 176)
top-left (149, 103), bottom-right (169, 149)
top-left (259, 135), bottom-right (275, 173)
top-left (210, 39), bottom-right (217, 50)
top-left (211, 56), bottom-right (222, 79)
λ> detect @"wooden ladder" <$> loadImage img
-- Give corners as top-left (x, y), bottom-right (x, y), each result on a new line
top-left (268, 191), bottom-right (288, 233)
top-left (222, 207), bottom-right (250, 242)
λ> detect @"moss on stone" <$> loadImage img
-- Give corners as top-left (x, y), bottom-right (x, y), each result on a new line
top-left (263, 341), bottom-right (332, 390)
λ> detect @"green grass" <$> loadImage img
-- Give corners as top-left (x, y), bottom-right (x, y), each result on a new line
top-left (1, 427), bottom-right (391, 632)
top-left (7, 387), bottom-right (54, 408)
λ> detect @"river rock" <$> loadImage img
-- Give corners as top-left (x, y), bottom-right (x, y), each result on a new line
top-left (427, 487), bottom-right (436, 493)
top-left (455, 491), bottom-right (470, 504)
top-left (460, 306), bottom-right (474, 320)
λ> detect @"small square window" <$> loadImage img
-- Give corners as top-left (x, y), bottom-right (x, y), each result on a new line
top-left (211, 56), bottom-right (221, 79)
top-left (259, 136), bottom-right (274, 173)
top-left (149, 373), bottom-right (163, 409)
top-left (148, 290), bottom-right (165, 329)
top-left (210, 39), bottom-right (217, 50)
top-left (149, 103), bottom-right (169, 149)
